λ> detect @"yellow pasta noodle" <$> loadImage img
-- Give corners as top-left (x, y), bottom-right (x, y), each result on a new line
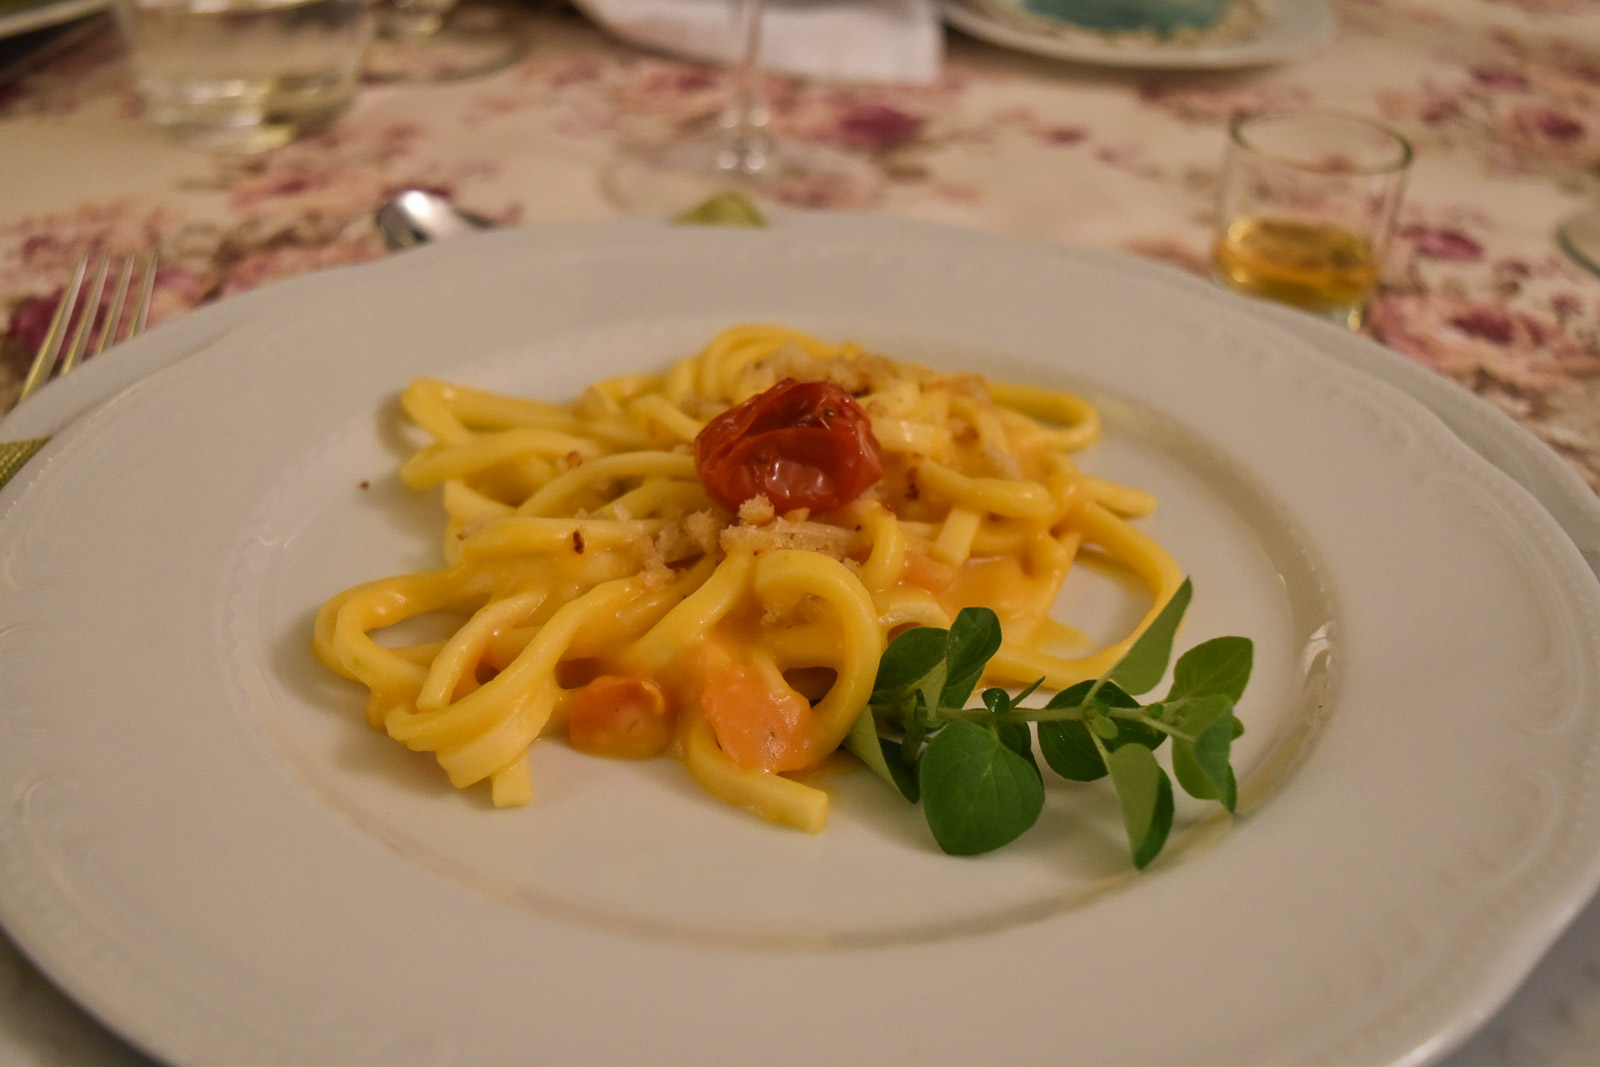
top-left (312, 325), bottom-right (1183, 831)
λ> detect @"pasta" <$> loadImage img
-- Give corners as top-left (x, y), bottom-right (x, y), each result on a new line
top-left (312, 325), bottom-right (1183, 830)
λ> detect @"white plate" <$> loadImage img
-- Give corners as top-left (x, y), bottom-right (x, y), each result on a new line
top-left (0, 0), bottom-right (107, 40)
top-left (1, 217), bottom-right (1598, 1066)
top-left (941, 0), bottom-right (1335, 69)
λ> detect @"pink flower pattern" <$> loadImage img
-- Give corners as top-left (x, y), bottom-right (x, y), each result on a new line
top-left (2, 0), bottom-right (1600, 493)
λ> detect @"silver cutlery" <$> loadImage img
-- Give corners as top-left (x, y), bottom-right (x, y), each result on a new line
top-left (376, 189), bottom-right (495, 252)
top-left (0, 249), bottom-right (157, 490)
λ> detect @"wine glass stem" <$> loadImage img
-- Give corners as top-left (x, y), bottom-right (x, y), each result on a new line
top-left (720, 0), bottom-right (771, 176)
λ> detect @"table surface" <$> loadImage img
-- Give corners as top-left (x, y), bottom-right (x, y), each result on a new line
top-left (2, 1), bottom-right (1600, 1063)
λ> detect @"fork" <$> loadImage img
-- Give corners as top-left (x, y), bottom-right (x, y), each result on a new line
top-left (0, 250), bottom-right (158, 491)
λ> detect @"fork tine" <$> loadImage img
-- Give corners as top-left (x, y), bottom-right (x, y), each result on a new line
top-left (131, 251), bottom-right (156, 336)
top-left (56, 251), bottom-right (111, 380)
top-left (18, 251), bottom-right (90, 403)
top-left (16, 249), bottom-right (158, 406)
top-left (93, 256), bottom-right (136, 358)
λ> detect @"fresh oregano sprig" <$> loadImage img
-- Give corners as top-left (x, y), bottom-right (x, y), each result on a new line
top-left (842, 578), bottom-right (1251, 866)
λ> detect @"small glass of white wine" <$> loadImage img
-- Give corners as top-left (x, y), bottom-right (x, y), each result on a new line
top-left (1212, 111), bottom-right (1412, 329)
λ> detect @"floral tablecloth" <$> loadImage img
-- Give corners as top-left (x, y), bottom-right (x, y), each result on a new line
top-left (5, 0), bottom-right (1600, 490)
top-left (2, 0), bottom-right (1600, 1063)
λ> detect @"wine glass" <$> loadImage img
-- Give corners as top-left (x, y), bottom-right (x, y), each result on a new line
top-left (603, 0), bottom-right (882, 214)
top-left (1559, 207), bottom-right (1600, 278)
top-left (362, 0), bottom-right (528, 83)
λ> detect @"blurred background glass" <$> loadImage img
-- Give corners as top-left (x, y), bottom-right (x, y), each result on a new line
top-left (362, 0), bottom-right (527, 84)
top-left (602, 0), bottom-right (881, 214)
top-left (114, 0), bottom-right (373, 152)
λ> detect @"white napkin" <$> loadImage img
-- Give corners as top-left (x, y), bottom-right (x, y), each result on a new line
top-left (572, 0), bottom-right (944, 85)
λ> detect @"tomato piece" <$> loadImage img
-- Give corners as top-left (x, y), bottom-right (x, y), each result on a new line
top-left (567, 675), bottom-right (674, 760)
top-left (699, 658), bottom-right (819, 773)
top-left (694, 378), bottom-right (882, 514)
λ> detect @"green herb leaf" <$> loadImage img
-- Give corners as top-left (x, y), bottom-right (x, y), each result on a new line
top-left (1168, 695), bottom-right (1238, 811)
top-left (919, 721), bottom-right (1044, 855)
top-left (940, 608), bottom-right (1002, 711)
top-left (1037, 680), bottom-right (1157, 781)
top-left (1097, 682), bottom-right (1168, 749)
top-left (1168, 636), bottom-right (1253, 703)
top-left (1164, 692), bottom-right (1234, 735)
top-left (981, 687), bottom-right (1011, 715)
top-left (1105, 743), bottom-right (1174, 869)
top-left (853, 580), bottom-right (1244, 869)
top-left (899, 700), bottom-right (932, 764)
top-left (1037, 680), bottom-right (1101, 779)
top-left (871, 625), bottom-right (948, 729)
top-left (843, 708), bottom-right (919, 801)
top-left (1038, 720), bottom-right (1106, 780)
top-left (872, 625), bottom-right (947, 696)
top-left (1106, 577), bottom-right (1193, 696)
top-left (673, 190), bottom-right (768, 227)
top-left (1090, 679), bottom-right (1137, 708)
top-left (1110, 714), bottom-right (1166, 752)
top-left (1042, 678), bottom-right (1095, 712)
top-left (1172, 728), bottom-right (1237, 811)
top-left (994, 721), bottom-right (1038, 773)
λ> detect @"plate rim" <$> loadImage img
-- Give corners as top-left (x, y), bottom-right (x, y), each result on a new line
top-left (1, 215), bottom-right (1598, 1066)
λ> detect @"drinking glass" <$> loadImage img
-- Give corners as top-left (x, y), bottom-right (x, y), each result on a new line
top-left (362, 0), bottom-right (527, 84)
top-left (603, 0), bottom-right (881, 214)
top-left (1212, 111), bottom-right (1412, 329)
top-left (115, 0), bottom-right (373, 153)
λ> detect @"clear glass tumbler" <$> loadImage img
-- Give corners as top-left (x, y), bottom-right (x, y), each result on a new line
top-left (1212, 111), bottom-right (1413, 329)
top-left (115, 0), bottom-right (374, 153)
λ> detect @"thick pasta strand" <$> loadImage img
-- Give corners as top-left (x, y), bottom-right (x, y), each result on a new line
top-left (313, 325), bottom-right (1183, 825)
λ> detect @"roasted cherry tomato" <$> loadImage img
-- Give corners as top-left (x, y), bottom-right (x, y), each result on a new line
top-left (694, 378), bottom-right (882, 513)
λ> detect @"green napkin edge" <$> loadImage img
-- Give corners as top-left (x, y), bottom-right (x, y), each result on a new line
top-left (0, 436), bottom-right (49, 491)
top-left (674, 191), bottom-right (768, 228)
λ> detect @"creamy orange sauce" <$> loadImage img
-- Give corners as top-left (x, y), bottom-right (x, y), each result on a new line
top-left (936, 543), bottom-right (1071, 638)
top-left (567, 675), bottom-right (673, 760)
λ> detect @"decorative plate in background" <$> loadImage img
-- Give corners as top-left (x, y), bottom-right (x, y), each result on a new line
top-left (0, 0), bottom-right (106, 40)
top-left (941, 0), bottom-right (1335, 69)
